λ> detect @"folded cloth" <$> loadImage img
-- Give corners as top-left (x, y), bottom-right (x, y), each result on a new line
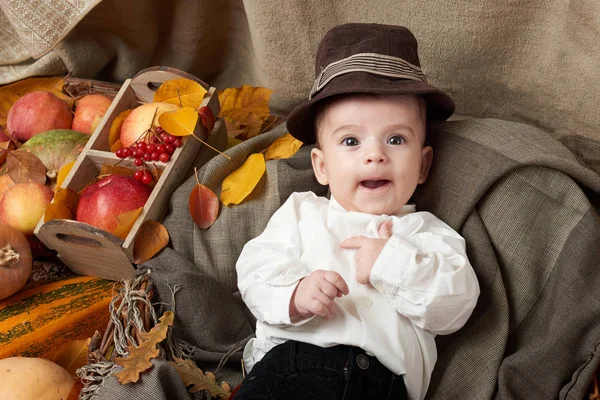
top-left (91, 118), bottom-right (600, 400)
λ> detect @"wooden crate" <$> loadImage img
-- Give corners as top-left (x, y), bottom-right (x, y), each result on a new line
top-left (33, 67), bottom-right (226, 281)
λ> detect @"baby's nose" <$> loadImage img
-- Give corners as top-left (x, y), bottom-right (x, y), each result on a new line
top-left (364, 145), bottom-right (386, 164)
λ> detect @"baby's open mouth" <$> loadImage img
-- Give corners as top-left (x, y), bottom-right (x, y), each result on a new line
top-left (360, 179), bottom-right (390, 189)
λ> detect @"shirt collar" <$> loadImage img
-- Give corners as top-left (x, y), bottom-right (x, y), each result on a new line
top-left (329, 196), bottom-right (416, 217)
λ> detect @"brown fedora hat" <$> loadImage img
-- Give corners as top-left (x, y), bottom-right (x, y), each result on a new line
top-left (286, 23), bottom-right (455, 144)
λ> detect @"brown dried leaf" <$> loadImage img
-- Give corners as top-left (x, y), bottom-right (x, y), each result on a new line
top-left (6, 149), bottom-right (46, 184)
top-left (114, 311), bottom-right (174, 384)
top-left (189, 183), bottom-right (219, 229)
top-left (112, 207), bottom-right (143, 240)
top-left (133, 220), bottom-right (169, 264)
top-left (170, 357), bottom-right (232, 398)
top-left (0, 139), bottom-right (16, 166)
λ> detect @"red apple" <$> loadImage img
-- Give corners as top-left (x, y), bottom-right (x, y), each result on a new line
top-left (120, 102), bottom-right (179, 147)
top-left (0, 182), bottom-right (54, 236)
top-left (76, 174), bottom-right (152, 233)
top-left (72, 94), bottom-right (113, 134)
top-left (7, 91), bottom-right (73, 143)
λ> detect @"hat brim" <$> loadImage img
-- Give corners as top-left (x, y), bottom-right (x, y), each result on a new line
top-left (286, 72), bottom-right (455, 144)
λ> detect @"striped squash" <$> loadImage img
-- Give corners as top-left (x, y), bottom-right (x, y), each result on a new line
top-left (0, 275), bottom-right (116, 359)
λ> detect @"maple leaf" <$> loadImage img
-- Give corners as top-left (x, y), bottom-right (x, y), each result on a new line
top-left (114, 311), bottom-right (174, 384)
top-left (220, 153), bottom-right (266, 206)
top-left (170, 357), bottom-right (232, 398)
top-left (218, 85), bottom-right (273, 140)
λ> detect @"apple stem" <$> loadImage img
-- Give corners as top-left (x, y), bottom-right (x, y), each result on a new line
top-left (0, 245), bottom-right (19, 268)
top-left (190, 133), bottom-right (231, 160)
top-left (47, 170), bottom-right (58, 180)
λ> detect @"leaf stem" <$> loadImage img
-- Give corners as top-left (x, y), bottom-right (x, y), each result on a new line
top-left (190, 133), bottom-right (231, 160)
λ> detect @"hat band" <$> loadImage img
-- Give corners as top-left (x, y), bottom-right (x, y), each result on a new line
top-left (309, 52), bottom-right (427, 100)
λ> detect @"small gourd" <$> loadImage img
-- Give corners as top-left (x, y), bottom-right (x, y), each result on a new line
top-left (0, 224), bottom-right (32, 300)
top-left (0, 357), bottom-right (74, 399)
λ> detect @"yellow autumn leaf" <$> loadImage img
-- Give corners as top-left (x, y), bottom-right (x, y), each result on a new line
top-left (226, 136), bottom-right (243, 150)
top-left (220, 153), bottom-right (266, 206)
top-left (112, 207), bottom-right (143, 240)
top-left (217, 85), bottom-right (273, 140)
top-left (110, 139), bottom-right (123, 153)
top-left (264, 133), bottom-right (303, 160)
top-left (108, 109), bottom-right (133, 148)
top-left (158, 107), bottom-right (198, 137)
top-left (0, 77), bottom-right (71, 126)
top-left (56, 160), bottom-right (76, 190)
top-left (153, 78), bottom-right (207, 104)
top-left (53, 187), bottom-right (79, 214)
top-left (163, 92), bottom-right (208, 110)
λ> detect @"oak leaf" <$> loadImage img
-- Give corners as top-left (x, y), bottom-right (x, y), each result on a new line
top-left (169, 357), bottom-right (231, 398)
top-left (189, 182), bottom-right (219, 229)
top-left (109, 109), bottom-right (133, 148)
top-left (0, 77), bottom-right (71, 126)
top-left (158, 107), bottom-right (198, 137)
top-left (112, 207), bottom-right (144, 240)
top-left (133, 220), bottom-right (169, 264)
top-left (114, 311), bottom-right (174, 384)
top-left (154, 78), bottom-right (207, 104)
top-left (6, 149), bottom-right (46, 184)
top-left (264, 133), bottom-right (303, 160)
top-left (220, 153), bottom-right (265, 206)
top-left (218, 85), bottom-right (273, 140)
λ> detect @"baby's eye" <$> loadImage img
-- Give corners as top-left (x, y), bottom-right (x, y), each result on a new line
top-left (388, 135), bottom-right (405, 145)
top-left (341, 137), bottom-right (360, 146)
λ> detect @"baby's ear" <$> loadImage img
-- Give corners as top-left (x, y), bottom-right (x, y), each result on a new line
top-left (418, 146), bottom-right (433, 184)
top-left (311, 148), bottom-right (329, 185)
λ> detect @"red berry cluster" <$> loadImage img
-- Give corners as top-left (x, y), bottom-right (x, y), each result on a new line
top-left (114, 127), bottom-right (183, 186)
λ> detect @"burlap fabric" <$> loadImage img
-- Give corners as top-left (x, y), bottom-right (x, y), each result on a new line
top-left (90, 118), bottom-right (599, 399)
top-left (0, 1), bottom-right (598, 175)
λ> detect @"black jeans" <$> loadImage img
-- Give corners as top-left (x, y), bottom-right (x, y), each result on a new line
top-left (234, 341), bottom-right (408, 400)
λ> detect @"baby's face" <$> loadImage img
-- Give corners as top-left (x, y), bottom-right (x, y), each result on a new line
top-left (311, 94), bottom-right (431, 215)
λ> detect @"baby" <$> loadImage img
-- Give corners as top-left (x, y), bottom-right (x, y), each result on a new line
top-left (235, 23), bottom-right (480, 400)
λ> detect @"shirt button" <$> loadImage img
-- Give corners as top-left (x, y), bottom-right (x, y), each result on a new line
top-left (356, 354), bottom-right (370, 370)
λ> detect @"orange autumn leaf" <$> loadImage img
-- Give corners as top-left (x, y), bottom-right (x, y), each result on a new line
top-left (44, 203), bottom-right (72, 222)
top-left (264, 133), bottom-right (303, 160)
top-left (220, 153), bottom-right (265, 206)
top-left (110, 139), bottom-right (123, 153)
top-left (114, 311), bottom-right (174, 384)
top-left (158, 107), bottom-right (198, 137)
top-left (153, 78), bottom-right (207, 104)
top-left (109, 109), bottom-right (133, 148)
top-left (98, 163), bottom-right (135, 180)
top-left (6, 149), bottom-right (46, 185)
top-left (217, 85), bottom-right (273, 140)
top-left (47, 338), bottom-right (90, 377)
top-left (133, 220), bottom-right (169, 264)
top-left (0, 77), bottom-right (71, 126)
top-left (54, 187), bottom-right (79, 214)
top-left (170, 357), bottom-right (232, 398)
top-left (56, 160), bottom-right (76, 189)
top-left (112, 207), bottom-right (143, 240)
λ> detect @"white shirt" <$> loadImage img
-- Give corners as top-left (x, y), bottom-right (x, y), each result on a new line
top-left (236, 191), bottom-right (480, 400)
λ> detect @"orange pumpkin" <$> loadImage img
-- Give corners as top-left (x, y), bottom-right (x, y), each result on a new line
top-left (0, 224), bottom-right (32, 300)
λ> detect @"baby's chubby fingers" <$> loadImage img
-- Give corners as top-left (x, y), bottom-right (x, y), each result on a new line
top-left (323, 270), bottom-right (349, 296)
top-left (378, 220), bottom-right (393, 239)
top-left (340, 235), bottom-right (367, 250)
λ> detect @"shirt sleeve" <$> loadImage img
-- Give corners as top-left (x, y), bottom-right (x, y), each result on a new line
top-left (369, 212), bottom-right (480, 335)
top-left (236, 192), bottom-right (314, 327)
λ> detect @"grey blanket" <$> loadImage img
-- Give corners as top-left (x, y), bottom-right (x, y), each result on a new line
top-left (94, 118), bottom-right (600, 400)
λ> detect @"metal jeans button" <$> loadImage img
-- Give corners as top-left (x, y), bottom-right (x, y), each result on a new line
top-left (356, 354), bottom-right (370, 370)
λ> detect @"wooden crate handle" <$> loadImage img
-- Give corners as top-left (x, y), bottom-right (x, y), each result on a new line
top-left (130, 66), bottom-right (210, 103)
top-left (36, 219), bottom-right (135, 281)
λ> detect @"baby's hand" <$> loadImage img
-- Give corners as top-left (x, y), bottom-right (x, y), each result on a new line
top-left (340, 220), bottom-right (393, 285)
top-left (289, 270), bottom-right (349, 320)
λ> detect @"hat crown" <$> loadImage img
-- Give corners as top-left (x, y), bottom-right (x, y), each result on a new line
top-left (315, 23), bottom-right (421, 77)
